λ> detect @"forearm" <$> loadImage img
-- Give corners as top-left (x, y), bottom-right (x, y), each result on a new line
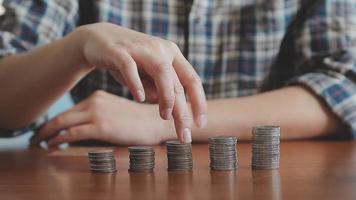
top-left (162, 86), bottom-right (346, 142)
top-left (0, 30), bottom-right (91, 129)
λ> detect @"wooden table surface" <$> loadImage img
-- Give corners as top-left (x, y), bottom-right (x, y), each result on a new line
top-left (1, 141), bottom-right (356, 200)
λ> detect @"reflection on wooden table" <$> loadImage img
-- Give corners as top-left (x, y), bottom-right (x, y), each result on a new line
top-left (0, 141), bottom-right (356, 200)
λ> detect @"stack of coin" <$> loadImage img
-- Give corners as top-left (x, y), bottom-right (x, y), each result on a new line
top-left (166, 140), bottom-right (193, 171)
top-left (251, 126), bottom-right (280, 170)
top-left (88, 149), bottom-right (117, 173)
top-left (209, 136), bottom-right (238, 171)
top-left (128, 146), bottom-right (155, 172)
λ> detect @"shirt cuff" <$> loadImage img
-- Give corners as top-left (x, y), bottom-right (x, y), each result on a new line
top-left (0, 116), bottom-right (48, 138)
top-left (288, 71), bottom-right (356, 139)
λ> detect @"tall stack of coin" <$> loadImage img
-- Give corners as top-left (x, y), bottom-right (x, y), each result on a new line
top-left (166, 140), bottom-right (193, 171)
top-left (88, 149), bottom-right (117, 173)
top-left (128, 146), bottom-right (155, 172)
top-left (209, 136), bottom-right (238, 171)
top-left (251, 126), bottom-right (280, 170)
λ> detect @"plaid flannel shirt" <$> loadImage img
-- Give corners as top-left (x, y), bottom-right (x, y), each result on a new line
top-left (0, 0), bottom-right (355, 138)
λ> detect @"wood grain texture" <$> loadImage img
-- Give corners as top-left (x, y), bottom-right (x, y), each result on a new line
top-left (1, 141), bottom-right (356, 200)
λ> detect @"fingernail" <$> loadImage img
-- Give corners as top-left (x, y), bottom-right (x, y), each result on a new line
top-left (197, 114), bottom-right (207, 128)
top-left (162, 108), bottom-right (172, 120)
top-left (136, 90), bottom-right (145, 102)
top-left (183, 128), bottom-right (192, 143)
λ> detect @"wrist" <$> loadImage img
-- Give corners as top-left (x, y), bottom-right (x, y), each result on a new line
top-left (67, 26), bottom-right (94, 71)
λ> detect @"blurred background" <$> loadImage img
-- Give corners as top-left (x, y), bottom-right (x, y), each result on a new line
top-left (0, 94), bottom-right (73, 150)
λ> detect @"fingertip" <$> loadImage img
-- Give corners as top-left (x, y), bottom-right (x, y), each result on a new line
top-left (161, 108), bottom-right (172, 120)
top-left (182, 128), bottom-right (192, 143)
top-left (135, 89), bottom-right (146, 102)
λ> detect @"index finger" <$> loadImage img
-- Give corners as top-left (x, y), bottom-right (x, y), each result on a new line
top-left (173, 52), bottom-right (207, 128)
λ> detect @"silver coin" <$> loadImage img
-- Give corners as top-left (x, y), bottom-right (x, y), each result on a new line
top-left (251, 126), bottom-right (281, 170)
top-left (90, 168), bottom-right (118, 173)
top-left (209, 136), bottom-right (238, 171)
top-left (87, 149), bottom-right (117, 173)
top-left (128, 146), bottom-right (155, 172)
top-left (166, 140), bottom-right (193, 171)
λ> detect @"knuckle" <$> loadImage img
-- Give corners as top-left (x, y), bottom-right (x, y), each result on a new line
top-left (88, 92), bottom-right (110, 123)
top-left (115, 40), bottom-right (131, 49)
top-left (119, 56), bottom-right (134, 69)
top-left (163, 97), bottom-right (175, 107)
top-left (104, 42), bottom-right (125, 55)
top-left (91, 107), bottom-right (104, 121)
top-left (178, 112), bottom-right (192, 126)
top-left (90, 106), bottom-right (108, 124)
top-left (77, 25), bottom-right (95, 37)
top-left (147, 38), bottom-right (162, 48)
top-left (174, 83), bottom-right (185, 95)
top-left (188, 74), bottom-right (202, 85)
top-left (167, 41), bottom-right (180, 52)
top-left (104, 43), bottom-right (117, 51)
top-left (67, 128), bottom-right (79, 137)
top-left (89, 106), bottom-right (106, 123)
top-left (92, 90), bottom-right (107, 98)
top-left (104, 44), bottom-right (121, 57)
top-left (154, 64), bottom-right (171, 74)
top-left (148, 38), bottom-right (174, 57)
top-left (90, 91), bottom-right (107, 107)
top-left (53, 116), bottom-right (65, 126)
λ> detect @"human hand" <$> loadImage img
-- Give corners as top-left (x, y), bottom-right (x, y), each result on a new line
top-left (30, 91), bottom-right (171, 147)
top-left (73, 23), bottom-right (207, 142)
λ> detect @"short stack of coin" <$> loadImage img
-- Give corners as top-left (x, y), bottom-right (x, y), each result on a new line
top-left (166, 140), bottom-right (193, 171)
top-left (251, 126), bottom-right (280, 170)
top-left (209, 136), bottom-right (238, 171)
top-left (128, 146), bottom-right (155, 172)
top-left (88, 149), bottom-right (117, 173)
